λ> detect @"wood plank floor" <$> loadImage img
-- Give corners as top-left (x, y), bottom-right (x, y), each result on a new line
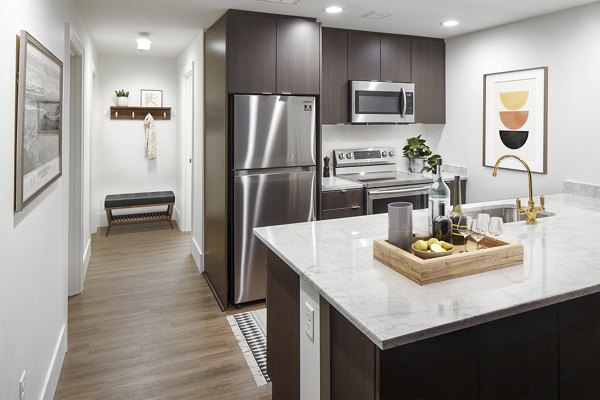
top-left (55, 223), bottom-right (271, 400)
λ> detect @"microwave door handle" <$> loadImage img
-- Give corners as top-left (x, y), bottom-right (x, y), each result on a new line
top-left (402, 88), bottom-right (407, 118)
top-left (399, 88), bottom-right (405, 118)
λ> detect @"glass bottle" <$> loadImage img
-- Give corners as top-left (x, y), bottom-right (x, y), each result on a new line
top-left (433, 202), bottom-right (453, 243)
top-left (449, 175), bottom-right (467, 245)
top-left (427, 158), bottom-right (450, 235)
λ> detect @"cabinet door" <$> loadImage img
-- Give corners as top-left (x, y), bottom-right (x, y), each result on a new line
top-left (322, 29), bottom-right (348, 124)
top-left (228, 12), bottom-right (276, 94)
top-left (348, 32), bottom-right (380, 81)
top-left (276, 18), bottom-right (320, 94)
top-left (558, 292), bottom-right (600, 399)
top-left (380, 35), bottom-right (411, 82)
top-left (411, 39), bottom-right (445, 124)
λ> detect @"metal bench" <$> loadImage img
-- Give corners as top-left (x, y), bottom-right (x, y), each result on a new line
top-left (104, 191), bottom-right (175, 236)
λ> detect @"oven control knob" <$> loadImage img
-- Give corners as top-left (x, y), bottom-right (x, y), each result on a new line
top-left (346, 153), bottom-right (353, 159)
top-left (338, 153), bottom-right (344, 160)
top-left (389, 150), bottom-right (395, 157)
top-left (382, 151), bottom-right (387, 157)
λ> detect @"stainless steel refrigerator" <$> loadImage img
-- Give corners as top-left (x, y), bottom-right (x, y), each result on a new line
top-left (231, 95), bottom-right (316, 304)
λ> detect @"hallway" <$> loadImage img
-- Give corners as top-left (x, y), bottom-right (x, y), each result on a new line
top-left (55, 224), bottom-right (271, 399)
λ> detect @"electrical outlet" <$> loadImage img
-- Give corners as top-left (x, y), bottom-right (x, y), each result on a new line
top-left (19, 371), bottom-right (26, 400)
top-left (304, 302), bottom-right (314, 342)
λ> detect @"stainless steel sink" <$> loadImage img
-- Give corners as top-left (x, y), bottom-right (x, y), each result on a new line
top-left (464, 204), bottom-right (556, 223)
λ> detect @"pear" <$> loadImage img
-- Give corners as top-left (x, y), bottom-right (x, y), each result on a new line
top-left (427, 238), bottom-right (439, 248)
top-left (439, 241), bottom-right (454, 251)
top-left (413, 240), bottom-right (428, 252)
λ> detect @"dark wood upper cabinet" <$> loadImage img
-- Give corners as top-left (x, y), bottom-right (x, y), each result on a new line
top-left (227, 12), bottom-right (277, 94)
top-left (276, 17), bottom-right (320, 94)
top-left (380, 35), bottom-right (411, 82)
top-left (322, 28), bottom-right (348, 124)
top-left (411, 38), bottom-right (445, 124)
top-left (347, 31), bottom-right (380, 81)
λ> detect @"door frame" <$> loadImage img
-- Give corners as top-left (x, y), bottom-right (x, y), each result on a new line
top-left (180, 62), bottom-right (194, 232)
top-left (65, 24), bottom-right (86, 296)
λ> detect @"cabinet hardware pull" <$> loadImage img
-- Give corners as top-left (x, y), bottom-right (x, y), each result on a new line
top-left (351, 205), bottom-right (361, 209)
top-left (340, 189), bottom-right (348, 193)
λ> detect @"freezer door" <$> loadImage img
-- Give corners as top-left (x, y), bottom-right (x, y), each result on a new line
top-left (233, 168), bottom-right (316, 304)
top-left (233, 95), bottom-right (316, 170)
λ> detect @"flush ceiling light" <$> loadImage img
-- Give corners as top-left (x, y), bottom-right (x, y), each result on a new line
top-left (137, 33), bottom-right (152, 51)
top-left (325, 5), bottom-right (343, 14)
top-left (441, 20), bottom-right (460, 27)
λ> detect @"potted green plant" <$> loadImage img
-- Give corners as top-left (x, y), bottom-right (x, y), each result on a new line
top-left (115, 89), bottom-right (129, 106)
top-left (402, 135), bottom-right (441, 173)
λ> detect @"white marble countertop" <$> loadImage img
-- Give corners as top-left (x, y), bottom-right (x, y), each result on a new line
top-left (255, 193), bottom-right (600, 350)
top-left (321, 176), bottom-right (364, 192)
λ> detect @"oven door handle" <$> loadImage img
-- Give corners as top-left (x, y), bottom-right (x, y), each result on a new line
top-left (369, 186), bottom-right (430, 195)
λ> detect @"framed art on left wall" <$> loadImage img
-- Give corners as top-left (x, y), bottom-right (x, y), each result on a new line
top-left (15, 30), bottom-right (63, 211)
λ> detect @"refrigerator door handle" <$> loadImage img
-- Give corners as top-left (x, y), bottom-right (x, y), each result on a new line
top-left (233, 165), bottom-right (316, 177)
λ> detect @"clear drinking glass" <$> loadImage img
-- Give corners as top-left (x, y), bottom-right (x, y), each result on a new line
top-left (457, 215), bottom-right (472, 253)
top-left (477, 213), bottom-right (490, 233)
top-left (489, 217), bottom-right (504, 238)
top-left (470, 219), bottom-right (486, 250)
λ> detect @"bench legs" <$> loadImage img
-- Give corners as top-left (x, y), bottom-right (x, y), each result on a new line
top-left (105, 209), bottom-right (114, 237)
top-left (167, 204), bottom-right (174, 230)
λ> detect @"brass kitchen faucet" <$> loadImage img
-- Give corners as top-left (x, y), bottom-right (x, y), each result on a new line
top-left (492, 155), bottom-right (545, 224)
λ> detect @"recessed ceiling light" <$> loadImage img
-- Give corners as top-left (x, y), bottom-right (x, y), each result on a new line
top-left (441, 20), bottom-right (460, 27)
top-left (136, 33), bottom-right (151, 51)
top-left (325, 6), bottom-right (343, 14)
top-left (362, 11), bottom-right (392, 19)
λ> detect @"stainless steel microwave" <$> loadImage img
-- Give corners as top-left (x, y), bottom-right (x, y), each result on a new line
top-left (350, 81), bottom-right (415, 124)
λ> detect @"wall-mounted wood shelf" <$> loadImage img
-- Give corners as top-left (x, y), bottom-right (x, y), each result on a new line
top-left (110, 106), bottom-right (171, 120)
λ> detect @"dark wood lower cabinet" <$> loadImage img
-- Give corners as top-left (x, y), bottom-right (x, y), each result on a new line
top-left (267, 248), bottom-right (600, 399)
top-left (558, 292), bottom-right (600, 399)
top-left (478, 306), bottom-right (558, 399)
top-left (266, 250), bottom-right (300, 400)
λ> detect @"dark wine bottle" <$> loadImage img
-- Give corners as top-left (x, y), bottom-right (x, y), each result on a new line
top-left (433, 202), bottom-right (453, 243)
top-left (449, 176), bottom-right (467, 245)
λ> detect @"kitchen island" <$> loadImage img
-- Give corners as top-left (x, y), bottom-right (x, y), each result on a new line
top-left (254, 193), bottom-right (600, 399)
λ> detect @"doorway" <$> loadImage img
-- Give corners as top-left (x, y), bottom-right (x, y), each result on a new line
top-left (67, 26), bottom-right (86, 296)
top-left (180, 63), bottom-right (194, 232)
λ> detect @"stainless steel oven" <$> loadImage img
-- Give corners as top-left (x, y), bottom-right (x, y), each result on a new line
top-left (366, 184), bottom-right (429, 214)
top-left (350, 80), bottom-right (415, 124)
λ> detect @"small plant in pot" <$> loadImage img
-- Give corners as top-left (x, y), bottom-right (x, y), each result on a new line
top-left (115, 89), bottom-right (129, 106)
top-left (403, 135), bottom-right (441, 174)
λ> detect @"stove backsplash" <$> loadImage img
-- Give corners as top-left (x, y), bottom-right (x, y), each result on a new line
top-left (322, 124), bottom-right (443, 172)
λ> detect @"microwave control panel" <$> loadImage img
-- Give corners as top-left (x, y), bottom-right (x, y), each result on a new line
top-left (405, 92), bottom-right (414, 115)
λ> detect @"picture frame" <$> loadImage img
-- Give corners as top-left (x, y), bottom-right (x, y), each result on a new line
top-left (483, 67), bottom-right (548, 174)
top-left (15, 31), bottom-right (63, 212)
top-left (141, 89), bottom-right (163, 107)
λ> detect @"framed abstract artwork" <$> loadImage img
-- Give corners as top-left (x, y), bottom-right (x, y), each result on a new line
top-left (141, 89), bottom-right (163, 107)
top-left (483, 67), bottom-right (548, 174)
top-left (15, 31), bottom-right (63, 211)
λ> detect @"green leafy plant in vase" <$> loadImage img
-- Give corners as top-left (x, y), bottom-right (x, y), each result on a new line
top-left (402, 135), bottom-right (441, 173)
top-left (115, 89), bottom-right (129, 106)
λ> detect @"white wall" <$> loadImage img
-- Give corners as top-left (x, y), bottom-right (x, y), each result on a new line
top-left (177, 32), bottom-right (204, 271)
top-left (440, 2), bottom-right (600, 203)
top-left (322, 124), bottom-right (444, 172)
top-left (92, 55), bottom-right (179, 228)
top-left (0, 0), bottom-right (95, 399)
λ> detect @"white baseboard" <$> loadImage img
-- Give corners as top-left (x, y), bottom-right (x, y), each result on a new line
top-left (82, 237), bottom-right (91, 285)
top-left (173, 206), bottom-right (182, 230)
top-left (41, 323), bottom-right (67, 400)
top-left (191, 237), bottom-right (204, 273)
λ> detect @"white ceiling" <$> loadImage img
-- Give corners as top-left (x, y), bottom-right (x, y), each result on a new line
top-left (75, 0), bottom-right (599, 57)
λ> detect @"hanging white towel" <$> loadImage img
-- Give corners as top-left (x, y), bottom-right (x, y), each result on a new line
top-left (144, 113), bottom-right (156, 159)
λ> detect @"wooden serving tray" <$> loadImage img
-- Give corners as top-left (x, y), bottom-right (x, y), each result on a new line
top-left (373, 237), bottom-right (524, 285)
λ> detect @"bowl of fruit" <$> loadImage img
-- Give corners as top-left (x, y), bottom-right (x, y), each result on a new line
top-left (412, 238), bottom-right (455, 259)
